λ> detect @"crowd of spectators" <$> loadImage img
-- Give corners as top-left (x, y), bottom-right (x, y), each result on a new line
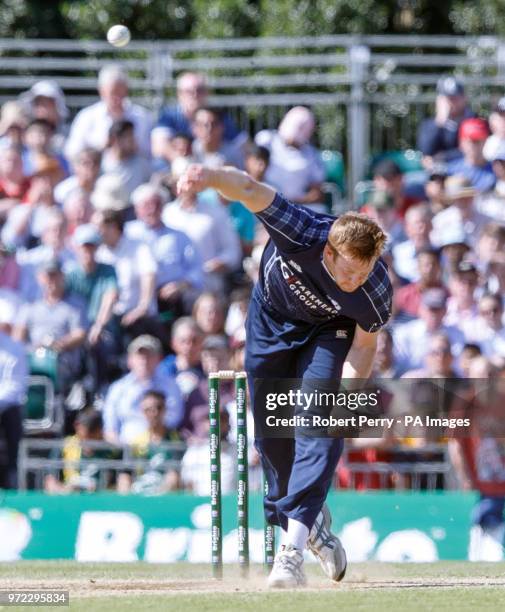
top-left (0, 68), bottom-right (504, 498)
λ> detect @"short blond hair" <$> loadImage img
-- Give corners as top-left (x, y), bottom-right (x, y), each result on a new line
top-left (327, 212), bottom-right (388, 261)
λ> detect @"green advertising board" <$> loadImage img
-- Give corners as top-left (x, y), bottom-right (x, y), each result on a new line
top-left (0, 492), bottom-right (478, 562)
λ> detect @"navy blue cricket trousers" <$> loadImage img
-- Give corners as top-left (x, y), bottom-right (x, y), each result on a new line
top-left (245, 293), bottom-right (354, 532)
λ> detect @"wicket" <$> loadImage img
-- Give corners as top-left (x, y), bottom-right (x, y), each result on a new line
top-left (209, 370), bottom-right (275, 579)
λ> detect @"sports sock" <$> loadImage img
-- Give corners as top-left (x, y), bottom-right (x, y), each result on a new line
top-left (281, 518), bottom-right (309, 551)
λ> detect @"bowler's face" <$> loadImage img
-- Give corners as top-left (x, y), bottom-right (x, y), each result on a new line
top-left (325, 246), bottom-right (375, 293)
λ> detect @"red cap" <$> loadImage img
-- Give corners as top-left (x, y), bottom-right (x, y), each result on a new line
top-left (459, 118), bottom-right (489, 141)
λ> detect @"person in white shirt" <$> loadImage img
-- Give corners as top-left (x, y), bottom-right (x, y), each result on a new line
top-left (444, 260), bottom-right (480, 327)
top-left (393, 288), bottom-right (466, 375)
top-left (93, 208), bottom-right (159, 342)
top-left (462, 293), bottom-right (505, 363)
top-left (483, 97), bottom-right (505, 162)
top-left (65, 64), bottom-right (152, 161)
top-left (392, 203), bottom-right (434, 282)
top-left (162, 184), bottom-right (241, 293)
top-left (255, 106), bottom-right (326, 211)
top-left (477, 144), bottom-right (505, 223)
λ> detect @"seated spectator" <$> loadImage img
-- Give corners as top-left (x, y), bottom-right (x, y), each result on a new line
top-left (424, 162), bottom-right (448, 214)
top-left (22, 118), bottom-right (67, 180)
top-left (437, 229), bottom-right (472, 280)
top-left (0, 241), bottom-right (19, 292)
top-left (0, 146), bottom-right (30, 222)
top-left (93, 208), bottom-right (160, 343)
top-left (371, 328), bottom-right (401, 378)
top-left (65, 64), bottom-right (152, 159)
top-left (417, 76), bottom-right (474, 163)
top-left (126, 183), bottom-right (203, 331)
top-left (1, 156), bottom-right (62, 250)
top-left (103, 334), bottom-right (183, 444)
top-left (119, 390), bottom-right (184, 494)
top-left (180, 405), bottom-right (234, 494)
top-left (463, 293), bottom-right (505, 362)
top-left (361, 189), bottom-right (405, 249)
top-left (193, 292), bottom-right (226, 337)
top-left (54, 147), bottom-right (101, 206)
top-left (372, 159), bottom-right (423, 218)
top-left (393, 288), bottom-right (465, 375)
top-left (16, 209), bottom-right (76, 302)
top-left (90, 173), bottom-right (131, 219)
top-left (101, 119), bottom-right (152, 197)
top-left (62, 189), bottom-right (93, 236)
top-left (0, 101), bottom-right (28, 150)
top-left (159, 317), bottom-right (205, 399)
top-left (192, 107), bottom-right (246, 169)
top-left (402, 333), bottom-right (458, 378)
top-left (431, 176), bottom-right (491, 249)
top-left (162, 166), bottom-right (241, 293)
top-left (14, 259), bottom-right (86, 393)
top-left (65, 224), bottom-right (119, 392)
top-left (157, 71), bottom-right (239, 143)
top-left (394, 248), bottom-right (444, 320)
top-left (255, 106), bottom-right (326, 210)
top-left (446, 119), bottom-right (495, 193)
top-left (0, 300), bottom-right (27, 489)
top-left (459, 343), bottom-right (482, 378)
top-left (483, 97), bottom-right (505, 162)
top-left (445, 260), bottom-right (480, 328)
top-left (44, 409), bottom-right (115, 494)
top-left (477, 145), bottom-right (505, 223)
top-left (392, 203), bottom-right (433, 282)
top-left (19, 80), bottom-right (69, 152)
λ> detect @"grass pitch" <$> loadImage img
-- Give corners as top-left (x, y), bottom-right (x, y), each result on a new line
top-left (1, 561), bottom-right (505, 611)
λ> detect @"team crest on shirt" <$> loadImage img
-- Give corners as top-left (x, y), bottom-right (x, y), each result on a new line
top-left (335, 330), bottom-right (348, 339)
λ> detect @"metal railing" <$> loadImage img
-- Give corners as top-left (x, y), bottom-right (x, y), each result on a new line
top-left (2, 34), bottom-right (505, 192)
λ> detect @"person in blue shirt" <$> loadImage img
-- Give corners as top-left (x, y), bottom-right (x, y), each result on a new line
top-left (177, 163), bottom-right (393, 588)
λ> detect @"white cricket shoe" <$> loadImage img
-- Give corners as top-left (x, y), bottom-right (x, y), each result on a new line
top-left (307, 503), bottom-right (347, 582)
top-left (267, 544), bottom-right (307, 588)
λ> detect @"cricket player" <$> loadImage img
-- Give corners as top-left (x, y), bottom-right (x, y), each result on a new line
top-left (178, 164), bottom-right (392, 588)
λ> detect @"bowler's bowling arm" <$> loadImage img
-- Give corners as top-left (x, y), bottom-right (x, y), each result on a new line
top-left (208, 166), bottom-right (277, 213)
top-left (342, 325), bottom-right (378, 380)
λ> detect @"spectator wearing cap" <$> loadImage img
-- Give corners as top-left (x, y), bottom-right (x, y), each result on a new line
top-left (102, 334), bottom-right (183, 444)
top-left (393, 288), bottom-right (465, 375)
top-left (157, 72), bottom-right (239, 143)
top-left (431, 175), bottom-right (491, 250)
top-left (90, 173), bottom-right (132, 221)
top-left (126, 183), bottom-right (203, 331)
top-left (0, 303), bottom-right (28, 489)
top-left (392, 203), bottom-right (433, 283)
top-left (93, 208), bottom-right (160, 344)
top-left (483, 97), bottom-right (505, 163)
top-left (476, 144), bottom-right (505, 223)
top-left (19, 80), bottom-right (69, 153)
top-left (65, 64), bottom-right (152, 161)
top-left (65, 223), bottom-right (118, 389)
top-left (54, 148), bottom-right (101, 207)
top-left (0, 146), bottom-right (31, 222)
top-left (1, 154), bottom-right (62, 250)
top-left (394, 248), bottom-right (444, 320)
top-left (162, 163), bottom-right (241, 293)
top-left (417, 76), bottom-right (475, 163)
top-left (372, 159), bottom-right (423, 218)
top-left (361, 189), bottom-right (405, 249)
top-left (101, 119), bottom-right (152, 198)
top-left (444, 261), bottom-right (480, 328)
top-left (13, 259), bottom-right (86, 393)
top-left (437, 228), bottom-right (472, 282)
top-left (254, 106), bottom-right (326, 211)
top-left (463, 293), bottom-right (505, 362)
top-left (446, 118), bottom-right (495, 193)
top-left (16, 209), bottom-right (76, 303)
